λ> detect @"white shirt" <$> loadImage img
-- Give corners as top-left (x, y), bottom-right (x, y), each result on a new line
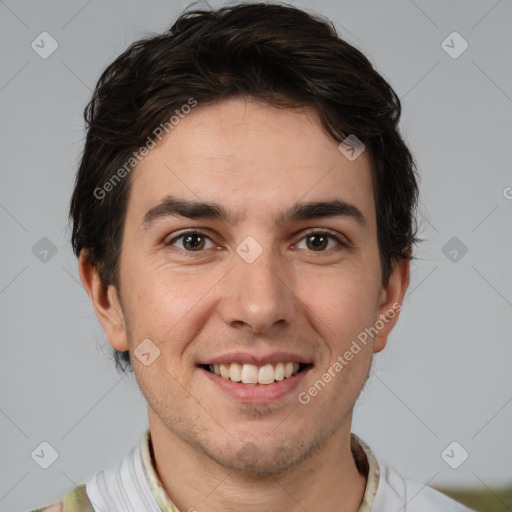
top-left (84, 429), bottom-right (474, 511)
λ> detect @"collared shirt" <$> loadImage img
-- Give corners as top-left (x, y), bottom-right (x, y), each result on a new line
top-left (141, 430), bottom-right (380, 512)
top-left (27, 428), bottom-right (474, 511)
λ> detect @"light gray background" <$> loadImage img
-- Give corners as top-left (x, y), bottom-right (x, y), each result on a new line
top-left (1, 0), bottom-right (511, 510)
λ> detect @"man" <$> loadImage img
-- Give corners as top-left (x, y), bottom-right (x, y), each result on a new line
top-left (29, 2), bottom-right (474, 511)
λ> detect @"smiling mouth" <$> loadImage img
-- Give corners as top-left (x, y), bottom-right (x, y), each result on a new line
top-left (200, 362), bottom-right (312, 385)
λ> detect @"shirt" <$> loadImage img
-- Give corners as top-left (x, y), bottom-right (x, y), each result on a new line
top-left (27, 428), bottom-right (475, 511)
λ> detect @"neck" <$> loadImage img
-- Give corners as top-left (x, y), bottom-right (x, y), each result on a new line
top-left (148, 409), bottom-right (367, 512)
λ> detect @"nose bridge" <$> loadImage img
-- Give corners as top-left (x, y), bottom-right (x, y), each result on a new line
top-left (220, 239), bottom-right (295, 332)
top-left (240, 247), bottom-right (281, 298)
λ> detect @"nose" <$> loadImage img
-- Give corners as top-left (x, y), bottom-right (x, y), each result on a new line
top-left (219, 246), bottom-right (297, 334)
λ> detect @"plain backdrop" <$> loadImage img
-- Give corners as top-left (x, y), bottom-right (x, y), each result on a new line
top-left (1, 0), bottom-right (511, 510)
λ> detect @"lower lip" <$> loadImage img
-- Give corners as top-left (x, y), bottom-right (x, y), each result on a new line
top-left (200, 367), bottom-right (311, 404)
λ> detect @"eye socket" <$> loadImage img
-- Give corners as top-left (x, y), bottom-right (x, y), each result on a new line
top-left (294, 231), bottom-right (346, 252)
top-left (166, 231), bottom-right (215, 252)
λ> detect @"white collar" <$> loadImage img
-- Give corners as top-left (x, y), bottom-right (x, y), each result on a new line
top-left (86, 428), bottom-right (380, 512)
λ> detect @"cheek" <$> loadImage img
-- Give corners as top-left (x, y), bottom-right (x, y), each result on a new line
top-left (301, 270), bottom-right (379, 345)
top-left (120, 260), bottom-right (222, 356)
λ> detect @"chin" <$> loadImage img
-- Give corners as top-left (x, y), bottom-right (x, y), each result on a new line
top-left (202, 436), bottom-right (322, 476)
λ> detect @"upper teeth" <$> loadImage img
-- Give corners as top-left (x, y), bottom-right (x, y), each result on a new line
top-left (209, 362), bottom-right (301, 385)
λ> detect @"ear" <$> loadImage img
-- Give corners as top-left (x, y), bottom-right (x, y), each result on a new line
top-left (78, 250), bottom-right (129, 352)
top-left (373, 257), bottom-right (411, 354)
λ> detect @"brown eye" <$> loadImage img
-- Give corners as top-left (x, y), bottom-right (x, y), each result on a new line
top-left (183, 233), bottom-right (205, 251)
top-left (167, 231), bottom-right (214, 252)
top-left (295, 231), bottom-right (344, 252)
top-left (306, 233), bottom-right (328, 251)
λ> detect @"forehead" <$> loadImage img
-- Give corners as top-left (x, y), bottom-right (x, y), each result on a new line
top-left (127, 97), bottom-right (375, 229)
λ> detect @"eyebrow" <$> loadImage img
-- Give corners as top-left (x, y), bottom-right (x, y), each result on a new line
top-left (141, 195), bottom-right (368, 230)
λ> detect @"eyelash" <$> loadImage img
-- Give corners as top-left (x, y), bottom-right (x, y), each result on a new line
top-left (165, 229), bottom-right (347, 253)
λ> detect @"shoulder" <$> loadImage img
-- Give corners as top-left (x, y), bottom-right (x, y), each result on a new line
top-left (373, 465), bottom-right (476, 511)
top-left (27, 484), bottom-right (95, 512)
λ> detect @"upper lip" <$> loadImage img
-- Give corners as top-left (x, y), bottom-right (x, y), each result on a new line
top-left (198, 351), bottom-right (313, 366)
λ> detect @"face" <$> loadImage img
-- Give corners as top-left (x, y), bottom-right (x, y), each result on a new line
top-left (83, 97), bottom-right (408, 474)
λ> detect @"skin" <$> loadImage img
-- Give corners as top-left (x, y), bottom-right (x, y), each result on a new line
top-left (80, 97), bottom-right (410, 512)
